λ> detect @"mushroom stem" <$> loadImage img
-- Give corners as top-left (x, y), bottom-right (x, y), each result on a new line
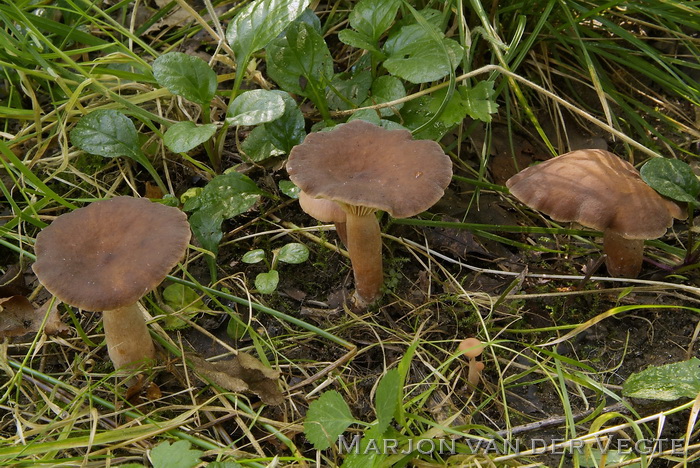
top-left (102, 303), bottom-right (156, 369)
top-left (345, 209), bottom-right (383, 305)
top-left (603, 229), bottom-right (644, 278)
top-left (335, 222), bottom-right (348, 247)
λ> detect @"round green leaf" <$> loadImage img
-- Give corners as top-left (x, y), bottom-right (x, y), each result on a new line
top-left (640, 158), bottom-right (700, 205)
top-left (277, 243), bottom-right (309, 264)
top-left (255, 270), bottom-right (279, 294)
top-left (70, 109), bottom-right (141, 159)
top-left (226, 89), bottom-right (286, 126)
top-left (164, 122), bottom-right (217, 153)
top-left (242, 249), bottom-right (266, 264)
top-left (152, 52), bottom-right (217, 106)
top-left (278, 180), bottom-right (299, 199)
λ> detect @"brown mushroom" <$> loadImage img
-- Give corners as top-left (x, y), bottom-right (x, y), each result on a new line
top-left (458, 338), bottom-right (485, 386)
top-left (506, 149), bottom-right (686, 277)
top-left (298, 190), bottom-right (348, 246)
top-left (286, 120), bottom-right (452, 305)
top-left (32, 197), bottom-right (191, 369)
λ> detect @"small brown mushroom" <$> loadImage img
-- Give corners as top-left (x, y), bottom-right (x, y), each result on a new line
top-left (458, 338), bottom-right (485, 386)
top-left (298, 190), bottom-right (348, 246)
top-left (287, 120), bottom-right (453, 305)
top-left (506, 149), bottom-right (686, 277)
top-left (32, 197), bottom-right (191, 369)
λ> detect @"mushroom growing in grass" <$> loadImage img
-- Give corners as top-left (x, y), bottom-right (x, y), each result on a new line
top-left (33, 197), bottom-right (191, 369)
top-left (459, 338), bottom-right (485, 386)
top-left (286, 120), bottom-right (453, 306)
top-left (506, 149), bottom-right (686, 278)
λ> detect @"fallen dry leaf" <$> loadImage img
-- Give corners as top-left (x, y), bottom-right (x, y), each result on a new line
top-left (0, 264), bottom-right (30, 298)
top-left (0, 296), bottom-right (68, 337)
top-left (188, 352), bottom-right (284, 406)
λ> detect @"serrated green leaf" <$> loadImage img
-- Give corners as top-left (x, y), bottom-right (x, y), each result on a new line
top-left (622, 357), bottom-right (700, 401)
top-left (383, 23), bottom-right (464, 84)
top-left (278, 242), bottom-right (309, 264)
top-left (255, 270), bottom-right (279, 294)
top-left (242, 249), bottom-right (266, 264)
top-left (226, 89), bottom-right (286, 126)
top-left (340, 424), bottom-right (390, 468)
top-left (150, 440), bottom-right (202, 468)
top-left (279, 180), bottom-right (300, 198)
top-left (304, 390), bottom-right (355, 450)
top-left (640, 158), bottom-right (700, 205)
top-left (152, 52), bottom-right (217, 107)
top-left (375, 369), bottom-right (400, 433)
top-left (226, 0), bottom-right (310, 66)
top-left (266, 21), bottom-right (334, 100)
top-left (70, 109), bottom-right (141, 160)
top-left (164, 122), bottom-right (217, 153)
top-left (460, 81), bottom-right (499, 122)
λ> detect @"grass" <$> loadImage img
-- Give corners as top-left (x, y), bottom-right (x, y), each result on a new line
top-left (1, 0), bottom-right (700, 467)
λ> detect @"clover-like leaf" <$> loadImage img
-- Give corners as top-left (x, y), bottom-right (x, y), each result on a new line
top-left (152, 52), bottom-right (217, 107)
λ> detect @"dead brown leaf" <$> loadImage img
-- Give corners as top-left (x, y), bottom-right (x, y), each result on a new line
top-left (188, 352), bottom-right (284, 406)
top-left (0, 296), bottom-right (68, 337)
top-left (0, 264), bottom-right (30, 298)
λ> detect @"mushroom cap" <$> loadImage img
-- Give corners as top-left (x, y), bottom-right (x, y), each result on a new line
top-left (298, 190), bottom-right (346, 223)
top-left (33, 197), bottom-right (191, 311)
top-left (286, 120), bottom-right (453, 218)
top-left (505, 149), bottom-right (686, 239)
top-left (458, 338), bottom-right (484, 358)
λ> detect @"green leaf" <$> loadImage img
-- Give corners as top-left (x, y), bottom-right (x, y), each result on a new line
top-left (363, 75), bottom-right (405, 117)
top-left (255, 270), bottom-right (279, 294)
top-left (277, 242), bottom-right (309, 264)
top-left (149, 440), bottom-right (202, 468)
top-left (460, 81), bottom-right (499, 122)
top-left (241, 91), bottom-right (305, 161)
top-left (183, 171), bottom-right (263, 218)
top-left (184, 172), bottom-right (263, 269)
top-left (622, 357), bottom-right (700, 401)
top-left (304, 390), bottom-right (355, 451)
top-left (242, 249), bottom-right (266, 264)
top-left (208, 462), bottom-right (244, 468)
top-left (375, 369), bottom-right (400, 433)
top-left (225, 0), bottom-right (310, 66)
top-left (152, 52), bottom-right (217, 107)
top-left (162, 283), bottom-right (208, 329)
top-left (70, 109), bottom-right (142, 161)
top-left (164, 122), bottom-right (217, 153)
top-left (226, 89), bottom-right (286, 126)
top-left (266, 21), bottom-right (334, 102)
top-left (347, 0), bottom-right (401, 45)
top-left (400, 95), bottom-right (451, 140)
top-left (326, 70), bottom-right (373, 111)
top-left (640, 158), bottom-right (700, 205)
top-left (279, 180), bottom-right (300, 198)
top-left (337, 29), bottom-right (379, 54)
top-left (383, 23), bottom-right (464, 84)
top-left (425, 83), bottom-right (498, 128)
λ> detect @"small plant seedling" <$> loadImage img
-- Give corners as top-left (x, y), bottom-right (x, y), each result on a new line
top-left (242, 242), bottom-right (310, 294)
